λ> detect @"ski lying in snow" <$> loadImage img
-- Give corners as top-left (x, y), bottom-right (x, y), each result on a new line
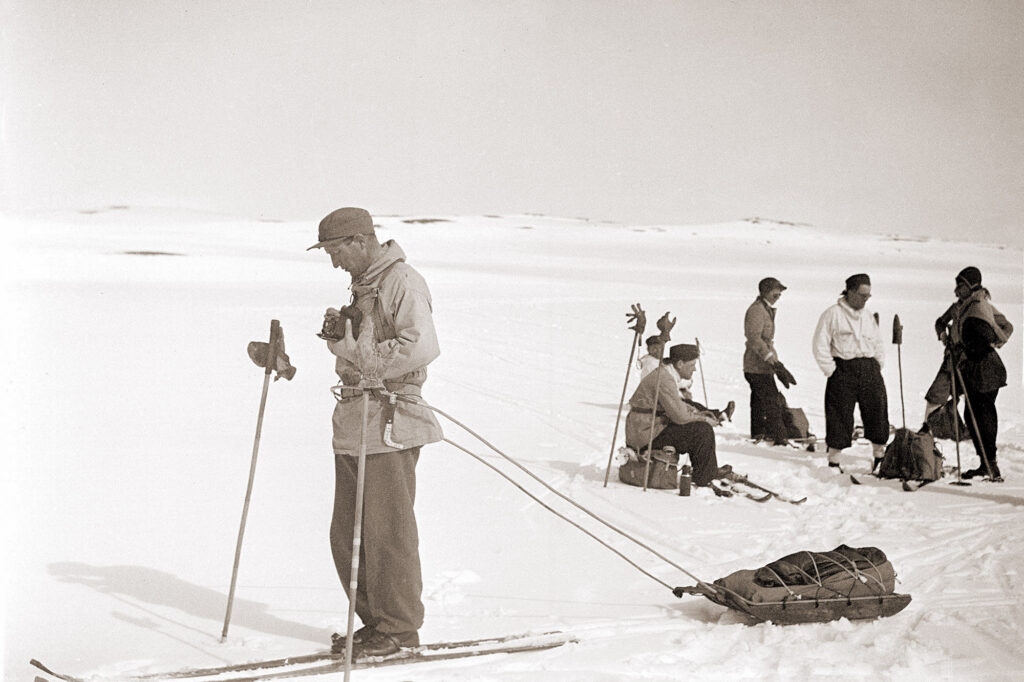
top-left (30, 631), bottom-right (573, 682)
top-left (713, 479), bottom-right (771, 502)
top-left (726, 474), bottom-right (808, 505)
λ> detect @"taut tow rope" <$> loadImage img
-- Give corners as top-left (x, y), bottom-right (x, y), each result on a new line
top-left (396, 395), bottom-right (710, 591)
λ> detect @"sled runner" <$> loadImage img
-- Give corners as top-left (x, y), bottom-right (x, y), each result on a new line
top-left (674, 545), bottom-right (911, 624)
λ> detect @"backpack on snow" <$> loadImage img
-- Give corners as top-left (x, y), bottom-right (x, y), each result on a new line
top-left (618, 449), bottom-right (679, 489)
top-left (776, 394), bottom-right (813, 440)
top-left (877, 428), bottom-right (944, 482)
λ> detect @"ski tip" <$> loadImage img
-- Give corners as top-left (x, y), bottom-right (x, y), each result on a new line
top-left (849, 475), bottom-right (862, 485)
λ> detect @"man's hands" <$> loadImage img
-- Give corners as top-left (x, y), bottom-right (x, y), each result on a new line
top-left (320, 305), bottom-right (363, 341)
top-left (773, 361), bottom-right (797, 388)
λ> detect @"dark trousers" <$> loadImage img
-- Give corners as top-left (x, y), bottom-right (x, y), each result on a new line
top-left (330, 448), bottom-right (424, 635)
top-left (650, 421), bottom-right (719, 486)
top-left (744, 372), bottom-right (787, 443)
top-left (963, 386), bottom-right (999, 465)
top-left (824, 358), bottom-right (889, 450)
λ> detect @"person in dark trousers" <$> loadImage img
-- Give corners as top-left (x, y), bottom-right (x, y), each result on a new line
top-left (743, 277), bottom-right (791, 444)
top-left (924, 266), bottom-right (1013, 481)
top-left (625, 344), bottom-right (731, 487)
top-left (309, 207), bottom-right (443, 658)
top-left (812, 273), bottom-right (889, 469)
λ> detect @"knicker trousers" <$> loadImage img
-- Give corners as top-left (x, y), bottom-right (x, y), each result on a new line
top-left (824, 357), bottom-right (889, 450)
top-left (650, 421), bottom-right (719, 486)
top-left (330, 448), bottom-right (423, 635)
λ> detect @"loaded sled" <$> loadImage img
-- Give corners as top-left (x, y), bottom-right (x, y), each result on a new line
top-left (675, 545), bottom-right (911, 624)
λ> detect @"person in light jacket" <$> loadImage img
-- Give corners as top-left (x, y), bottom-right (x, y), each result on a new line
top-left (625, 344), bottom-right (730, 487)
top-left (310, 207), bottom-right (442, 659)
top-left (812, 273), bottom-right (889, 469)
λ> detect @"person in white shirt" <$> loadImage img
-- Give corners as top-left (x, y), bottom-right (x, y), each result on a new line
top-left (637, 336), bottom-right (664, 379)
top-left (812, 273), bottom-right (889, 469)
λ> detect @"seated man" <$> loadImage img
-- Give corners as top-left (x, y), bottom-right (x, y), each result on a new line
top-left (639, 336), bottom-right (735, 425)
top-left (625, 343), bottom-right (731, 487)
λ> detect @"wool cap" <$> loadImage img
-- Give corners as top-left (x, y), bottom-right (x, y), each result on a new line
top-left (844, 273), bottom-right (871, 292)
top-left (663, 343), bottom-right (700, 364)
top-left (956, 266), bottom-right (982, 288)
top-left (307, 207), bottom-right (375, 250)
top-left (758, 276), bottom-right (787, 296)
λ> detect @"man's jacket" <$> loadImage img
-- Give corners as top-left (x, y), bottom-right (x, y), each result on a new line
top-left (812, 297), bottom-right (885, 378)
top-left (625, 364), bottom-right (716, 450)
top-left (327, 240), bottom-right (443, 454)
top-left (937, 288), bottom-right (1014, 393)
top-left (744, 297), bottom-right (778, 374)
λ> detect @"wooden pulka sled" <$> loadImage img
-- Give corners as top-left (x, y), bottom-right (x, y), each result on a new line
top-left (673, 545), bottom-right (912, 624)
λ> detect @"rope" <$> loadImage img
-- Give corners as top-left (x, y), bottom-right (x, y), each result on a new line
top-left (444, 438), bottom-right (674, 591)
top-left (397, 396), bottom-right (710, 589)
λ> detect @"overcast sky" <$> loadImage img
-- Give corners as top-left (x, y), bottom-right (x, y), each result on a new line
top-left (2, 1), bottom-right (1022, 245)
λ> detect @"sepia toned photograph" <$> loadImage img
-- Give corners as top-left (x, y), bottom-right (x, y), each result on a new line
top-left (4, 2), bottom-right (1022, 680)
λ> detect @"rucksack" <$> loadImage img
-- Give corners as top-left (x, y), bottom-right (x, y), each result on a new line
top-left (618, 449), bottom-right (679, 489)
top-left (877, 428), bottom-right (944, 482)
top-left (926, 398), bottom-right (969, 441)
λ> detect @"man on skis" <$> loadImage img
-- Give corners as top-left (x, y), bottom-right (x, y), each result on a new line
top-left (309, 207), bottom-right (443, 658)
top-left (812, 273), bottom-right (889, 470)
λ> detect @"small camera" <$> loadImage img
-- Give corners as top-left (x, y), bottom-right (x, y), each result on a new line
top-left (318, 305), bottom-right (363, 341)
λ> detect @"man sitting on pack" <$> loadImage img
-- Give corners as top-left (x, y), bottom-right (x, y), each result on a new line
top-left (638, 336), bottom-right (735, 426)
top-left (625, 343), bottom-right (732, 488)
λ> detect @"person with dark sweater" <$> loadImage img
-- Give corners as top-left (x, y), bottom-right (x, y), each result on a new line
top-left (923, 266), bottom-right (1013, 481)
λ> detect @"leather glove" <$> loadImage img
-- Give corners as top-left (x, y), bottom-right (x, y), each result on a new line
top-left (626, 303), bottom-right (646, 336)
top-left (655, 312), bottom-right (676, 343)
top-left (773, 361), bottom-right (797, 388)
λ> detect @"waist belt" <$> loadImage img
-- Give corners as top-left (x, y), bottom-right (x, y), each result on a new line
top-left (331, 382), bottom-right (422, 402)
top-left (631, 407), bottom-right (666, 417)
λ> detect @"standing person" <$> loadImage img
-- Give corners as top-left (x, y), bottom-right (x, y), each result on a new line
top-left (625, 344), bottom-right (731, 488)
top-left (925, 266), bottom-right (1013, 480)
top-left (743, 277), bottom-right (792, 445)
top-left (812, 274), bottom-right (889, 469)
top-left (308, 207), bottom-right (443, 658)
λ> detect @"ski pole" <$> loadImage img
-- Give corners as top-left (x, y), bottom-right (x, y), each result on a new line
top-left (222, 320), bottom-right (281, 642)
top-left (642, 363), bottom-right (665, 492)
top-left (892, 315), bottom-right (905, 429)
top-left (695, 337), bottom-right (709, 406)
top-left (603, 327), bottom-right (642, 487)
top-left (953, 362), bottom-right (995, 479)
top-left (947, 345), bottom-right (969, 486)
top-left (343, 390), bottom-right (371, 681)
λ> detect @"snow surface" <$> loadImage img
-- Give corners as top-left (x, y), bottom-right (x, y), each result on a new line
top-left (4, 209), bottom-right (1023, 681)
